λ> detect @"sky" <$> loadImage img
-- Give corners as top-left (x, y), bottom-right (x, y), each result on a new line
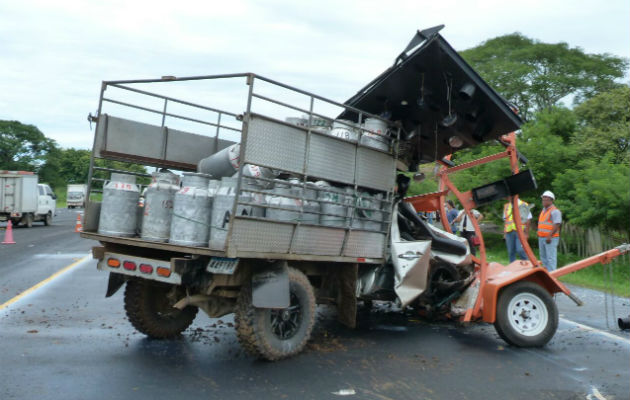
top-left (1, 0), bottom-right (628, 150)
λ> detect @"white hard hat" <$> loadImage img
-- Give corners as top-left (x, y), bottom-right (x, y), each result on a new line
top-left (541, 190), bottom-right (555, 200)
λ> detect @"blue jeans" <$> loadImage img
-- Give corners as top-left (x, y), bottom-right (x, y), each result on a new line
top-left (539, 236), bottom-right (559, 271)
top-left (505, 230), bottom-right (527, 262)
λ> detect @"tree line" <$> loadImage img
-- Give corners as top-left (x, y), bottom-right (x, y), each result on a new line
top-left (0, 120), bottom-right (146, 191)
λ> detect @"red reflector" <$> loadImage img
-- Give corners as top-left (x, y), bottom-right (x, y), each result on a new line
top-left (356, 257), bottom-right (366, 262)
top-left (123, 261), bottom-right (136, 271)
top-left (156, 267), bottom-right (171, 277)
top-left (139, 264), bottom-right (153, 274)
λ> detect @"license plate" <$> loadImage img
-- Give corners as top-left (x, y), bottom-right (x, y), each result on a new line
top-left (206, 257), bottom-right (239, 275)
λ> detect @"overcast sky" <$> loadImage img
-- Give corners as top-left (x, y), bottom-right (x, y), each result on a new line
top-left (1, 0), bottom-right (628, 149)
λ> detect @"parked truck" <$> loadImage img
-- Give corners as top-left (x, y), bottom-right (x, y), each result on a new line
top-left (66, 184), bottom-right (87, 208)
top-left (81, 26), bottom-right (627, 360)
top-left (0, 171), bottom-right (57, 227)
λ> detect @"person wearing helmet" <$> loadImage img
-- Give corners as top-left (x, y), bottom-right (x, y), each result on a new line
top-left (537, 190), bottom-right (562, 271)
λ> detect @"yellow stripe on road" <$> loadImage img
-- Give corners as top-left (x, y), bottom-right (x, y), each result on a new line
top-left (0, 255), bottom-right (90, 310)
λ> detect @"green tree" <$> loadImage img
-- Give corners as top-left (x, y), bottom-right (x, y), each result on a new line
top-left (572, 86), bottom-right (630, 163)
top-left (0, 120), bottom-right (56, 171)
top-left (516, 107), bottom-right (578, 193)
top-left (461, 34), bottom-right (628, 120)
top-left (554, 155), bottom-right (630, 231)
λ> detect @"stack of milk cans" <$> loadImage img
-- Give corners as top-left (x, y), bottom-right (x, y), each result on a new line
top-left (97, 116), bottom-right (389, 249)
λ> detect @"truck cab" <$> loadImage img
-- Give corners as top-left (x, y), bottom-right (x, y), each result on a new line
top-left (37, 184), bottom-right (57, 220)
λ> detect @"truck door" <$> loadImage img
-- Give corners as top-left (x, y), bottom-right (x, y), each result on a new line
top-left (44, 185), bottom-right (56, 213)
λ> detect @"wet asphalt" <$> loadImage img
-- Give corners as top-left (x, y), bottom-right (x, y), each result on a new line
top-left (0, 210), bottom-right (628, 400)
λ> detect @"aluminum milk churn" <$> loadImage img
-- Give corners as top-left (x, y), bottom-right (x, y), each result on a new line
top-left (360, 118), bottom-right (390, 151)
top-left (209, 177), bottom-right (256, 250)
top-left (316, 181), bottom-right (347, 228)
top-left (98, 173), bottom-right (140, 237)
top-left (169, 172), bottom-right (213, 247)
top-left (197, 143), bottom-right (241, 179)
top-left (266, 179), bottom-right (301, 223)
top-left (330, 120), bottom-right (359, 142)
top-left (140, 170), bottom-right (180, 242)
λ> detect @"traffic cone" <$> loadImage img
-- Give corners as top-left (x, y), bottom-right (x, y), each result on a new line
top-left (2, 220), bottom-right (16, 244)
top-left (74, 214), bottom-right (83, 233)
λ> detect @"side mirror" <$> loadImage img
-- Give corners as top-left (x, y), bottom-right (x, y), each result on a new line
top-left (51, 194), bottom-right (57, 200)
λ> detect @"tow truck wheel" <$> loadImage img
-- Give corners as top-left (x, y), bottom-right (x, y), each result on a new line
top-left (124, 280), bottom-right (198, 339)
top-left (494, 281), bottom-right (558, 347)
top-left (235, 267), bottom-right (316, 361)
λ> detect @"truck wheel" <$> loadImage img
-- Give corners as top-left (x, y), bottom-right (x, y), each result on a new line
top-left (235, 267), bottom-right (316, 361)
top-left (44, 212), bottom-right (52, 226)
top-left (23, 214), bottom-right (33, 228)
top-left (124, 280), bottom-right (198, 339)
top-left (494, 281), bottom-right (558, 347)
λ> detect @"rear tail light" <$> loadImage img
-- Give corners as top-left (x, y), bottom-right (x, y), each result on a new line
top-left (107, 258), bottom-right (120, 268)
top-left (123, 261), bottom-right (136, 271)
top-left (139, 264), bottom-right (153, 274)
top-left (156, 267), bottom-right (171, 277)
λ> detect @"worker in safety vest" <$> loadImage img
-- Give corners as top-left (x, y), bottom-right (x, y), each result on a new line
top-left (537, 190), bottom-right (562, 271)
top-left (503, 197), bottom-right (532, 263)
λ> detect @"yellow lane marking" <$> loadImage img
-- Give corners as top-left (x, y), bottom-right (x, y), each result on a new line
top-left (0, 255), bottom-right (90, 310)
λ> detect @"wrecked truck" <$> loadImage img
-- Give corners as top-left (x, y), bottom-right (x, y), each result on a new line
top-left (81, 26), bottom-right (628, 360)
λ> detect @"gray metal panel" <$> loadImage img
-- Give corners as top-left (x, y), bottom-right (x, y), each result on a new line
top-left (306, 134), bottom-right (355, 184)
top-left (291, 225), bottom-right (345, 255)
top-left (166, 128), bottom-right (236, 166)
top-left (103, 116), bottom-right (164, 159)
top-left (356, 147), bottom-right (396, 191)
top-left (343, 231), bottom-right (385, 258)
top-left (229, 218), bottom-right (293, 253)
top-left (244, 115), bottom-right (306, 174)
top-left (94, 114), bottom-right (238, 166)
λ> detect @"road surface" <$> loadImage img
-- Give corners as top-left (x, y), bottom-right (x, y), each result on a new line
top-left (1, 210), bottom-right (628, 400)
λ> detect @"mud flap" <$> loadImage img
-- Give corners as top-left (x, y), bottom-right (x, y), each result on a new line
top-left (336, 263), bottom-right (358, 329)
top-left (251, 261), bottom-right (290, 308)
top-left (105, 272), bottom-right (126, 297)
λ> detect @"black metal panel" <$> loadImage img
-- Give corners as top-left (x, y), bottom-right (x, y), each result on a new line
top-left (341, 26), bottom-right (522, 166)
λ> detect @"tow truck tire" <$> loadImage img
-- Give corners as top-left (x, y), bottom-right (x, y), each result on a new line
top-left (124, 280), bottom-right (198, 339)
top-left (44, 212), bottom-right (52, 226)
top-left (494, 281), bottom-right (558, 347)
top-left (234, 267), bottom-right (316, 361)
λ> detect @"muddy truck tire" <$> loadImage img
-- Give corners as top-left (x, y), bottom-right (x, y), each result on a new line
top-left (494, 281), bottom-right (558, 347)
top-left (235, 267), bottom-right (316, 361)
top-left (124, 279), bottom-right (198, 339)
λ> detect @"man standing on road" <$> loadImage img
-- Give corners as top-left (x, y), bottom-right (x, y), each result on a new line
top-left (446, 200), bottom-right (459, 234)
top-left (454, 208), bottom-right (483, 256)
top-left (503, 196), bottom-right (532, 263)
top-left (537, 191), bottom-right (562, 271)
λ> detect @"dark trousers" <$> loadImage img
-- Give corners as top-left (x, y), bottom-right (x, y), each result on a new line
top-left (462, 230), bottom-right (477, 256)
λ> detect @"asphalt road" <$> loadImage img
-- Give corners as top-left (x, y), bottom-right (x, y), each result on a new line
top-left (1, 212), bottom-right (628, 400)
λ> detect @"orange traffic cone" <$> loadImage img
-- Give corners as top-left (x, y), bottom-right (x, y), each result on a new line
top-left (2, 220), bottom-right (16, 244)
top-left (74, 214), bottom-right (83, 233)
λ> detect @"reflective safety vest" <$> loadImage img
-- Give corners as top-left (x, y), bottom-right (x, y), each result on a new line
top-left (538, 205), bottom-right (560, 237)
top-left (504, 200), bottom-right (528, 233)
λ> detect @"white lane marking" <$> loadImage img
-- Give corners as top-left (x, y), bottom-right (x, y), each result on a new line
top-left (0, 255), bottom-right (90, 311)
top-left (561, 318), bottom-right (630, 345)
top-left (32, 254), bottom-right (90, 259)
